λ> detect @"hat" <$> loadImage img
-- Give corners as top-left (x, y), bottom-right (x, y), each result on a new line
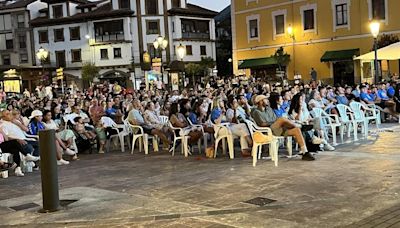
top-left (254, 95), bottom-right (268, 104)
top-left (29, 110), bottom-right (43, 119)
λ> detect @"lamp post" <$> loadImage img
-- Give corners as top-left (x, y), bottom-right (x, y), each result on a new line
top-left (143, 51), bottom-right (151, 90)
top-left (176, 43), bottom-right (186, 88)
top-left (370, 21), bottom-right (380, 83)
top-left (36, 47), bottom-right (49, 84)
top-left (153, 35), bottom-right (168, 72)
top-left (287, 24), bottom-right (295, 78)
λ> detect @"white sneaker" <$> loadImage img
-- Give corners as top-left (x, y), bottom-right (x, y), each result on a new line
top-left (15, 167), bottom-right (24, 177)
top-left (64, 148), bottom-right (76, 156)
top-left (324, 143), bottom-right (335, 151)
top-left (312, 136), bottom-right (325, 145)
top-left (57, 159), bottom-right (70, 165)
top-left (25, 154), bottom-right (40, 162)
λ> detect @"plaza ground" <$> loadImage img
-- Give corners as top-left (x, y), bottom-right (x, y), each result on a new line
top-left (1, 124), bottom-right (400, 227)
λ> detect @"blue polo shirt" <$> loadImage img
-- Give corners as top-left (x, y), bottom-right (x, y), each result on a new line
top-left (377, 89), bottom-right (389, 100)
top-left (360, 92), bottom-right (374, 102)
top-left (273, 107), bottom-right (286, 118)
top-left (211, 108), bottom-right (223, 123)
top-left (387, 86), bottom-right (395, 97)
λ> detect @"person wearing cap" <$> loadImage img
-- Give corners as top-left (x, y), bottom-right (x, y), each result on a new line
top-left (28, 110), bottom-right (70, 165)
top-left (251, 95), bottom-right (315, 161)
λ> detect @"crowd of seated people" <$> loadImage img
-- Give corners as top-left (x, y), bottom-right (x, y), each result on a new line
top-left (1, 77), bottom-right (400, 177)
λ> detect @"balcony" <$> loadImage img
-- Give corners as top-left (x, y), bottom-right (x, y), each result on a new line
top-left (181, 32), bottom-right (210, 39)
top-left (95, 33), bottom-right (125, 43)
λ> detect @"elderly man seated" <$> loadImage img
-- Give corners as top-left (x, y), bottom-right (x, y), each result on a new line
top-left (128, 99), bottom-right (171, 151)
top-left (0, 110), bottom-right (40, 158)
top-left (250, 95), bottom-right (315, 161)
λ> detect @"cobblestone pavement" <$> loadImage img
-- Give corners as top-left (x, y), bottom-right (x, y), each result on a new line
top-left (1, 124), bottom-right (400, 227)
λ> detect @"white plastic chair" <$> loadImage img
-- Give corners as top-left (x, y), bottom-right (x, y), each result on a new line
top-left (336, 104), bottom-right (357, 142)
top-left (245, 120), bottom-right (279, 167)
top-left (212, 122), bottom-right (235, 159)
top-left (129, 123), bottom-right (159, 155)
top-left (187, 117), bottom-right (211, 153)
top-left (101, 116), bottom-right (130, 152)
top-left (364, 103), bottom-right (381, 127)
top-left (168, 120), bottom-right (191, 157)
top-left (311, 108), bottom-right (343, 146)
top-left (349, 102), bottom-right (369, 140)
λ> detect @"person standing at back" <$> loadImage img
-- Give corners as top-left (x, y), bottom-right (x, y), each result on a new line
top-left (310, 68), bottom-right (317, 82)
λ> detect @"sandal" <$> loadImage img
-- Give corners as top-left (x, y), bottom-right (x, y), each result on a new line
top-left (0, 162), bottom-right (17, 171)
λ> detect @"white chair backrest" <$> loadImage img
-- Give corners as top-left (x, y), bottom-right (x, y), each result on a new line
top-left (336, 104), bottom-right (351, 122)
top-left (349, 102), bottom-right (365, 121)
top-left (244, 119), bottom-right (256, 137)
top-left (101, 116), bottom-right (117, 128)
top-left (159, 115), bottom-right (169, 125)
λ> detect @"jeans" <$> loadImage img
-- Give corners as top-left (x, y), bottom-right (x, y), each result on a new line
top-left (23, 141), bottom-right (39, 156)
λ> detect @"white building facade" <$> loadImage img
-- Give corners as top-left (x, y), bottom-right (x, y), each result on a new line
top-left (28, 0), bottom-right (217, 87)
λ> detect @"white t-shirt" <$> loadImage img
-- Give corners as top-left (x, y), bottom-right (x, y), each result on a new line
top-left (0, 121), bottom-right (27, 140)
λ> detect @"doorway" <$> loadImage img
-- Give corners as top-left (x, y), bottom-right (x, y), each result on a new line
top-left (333, 61), bottom-right (354, 86)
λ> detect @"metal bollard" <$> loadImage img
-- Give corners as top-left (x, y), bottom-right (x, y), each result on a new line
top-left (38, 129), bottom-right (60, 213)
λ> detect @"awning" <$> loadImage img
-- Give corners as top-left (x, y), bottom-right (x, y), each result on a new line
top-left (354, 42), bottom-right (400, 61)
top-left (238, 57), bottom-right (277, 69)
top-left (320, 49), bottom-right (359, 62)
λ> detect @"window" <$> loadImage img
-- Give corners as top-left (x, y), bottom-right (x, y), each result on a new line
top-left (119, 0), bottom-right (130, 9)
top-left (69, 27), bottom-right (80, 40)
top-left (275, 15), bottom-right (285, 35)
top-left (2, 55), bottom-right (10, 65)
top-left (146, 20), bottom-right (159, 35)
top-left (18, 34), bottom-right (26, 49)
top-left (186, 45), bottom-right (192, 55)
top-left (372, 0), bottom-right (385, 20)
top-left (100, 49), bottom-right (108, 59)
top-left (335, 4), bottom-right (348, 26)
top-left (6, 39), bottom-right (13, 50)
top-left (303, 9), bottom-right (315, 30)
top-left (54, 28), bottom-right (64, 42)
top-left (181, 19), bottom-right (210, 39)
top-left (200, 45), bottom-right (206, 55)
top-left (20, 53), bottom-right (28, 63)
top-left (17, 14), bottom-right (25, 28)
top-left (94, 20), bottom-right (124, 42)
top-left (39, 30), bottom-right (48, 43)
top-left (249, 19), bottom-right (258, 38)
top-left (0, 14), bottom-right (12, 30)
top-left (114, 48), bottom-right (122, 58)
top-left (55, 50), bottom-right (66, 67)
top-left (172, 0), bottom-right (180, 8)
top-left (52, 5), bottom-right (63, 18)
top-left (71, 49), bottom-right (81, 62)
top-left (145, 0), bottom-right (158, 15)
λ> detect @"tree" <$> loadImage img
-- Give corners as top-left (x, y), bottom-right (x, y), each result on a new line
top-left (81, 62), bottom-right (99, 88)
top-left (199, 57), bottom-right (216, 76)
top-left (375, 34), bottom-right (400, 49)
top-left (272, 47), bottom-right (291, 81)
top-left (185, 63), bottom-right (202, 86)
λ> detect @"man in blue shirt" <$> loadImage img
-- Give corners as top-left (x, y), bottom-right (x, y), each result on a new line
top-left (377, 83), bottom-right (390, 101)
top-left (360, 85), bottom-right (375, 104)
top-left (335, 86), bottom-right (349, 105)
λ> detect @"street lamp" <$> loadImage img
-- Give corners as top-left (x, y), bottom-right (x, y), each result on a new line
top-left (36, 47), bottom-right (49, 83)
top-left (370, 21), bottom-right (380, 83)
top-left (176, 43), bottom-right (186, 61)
top-left (153, 35), bottom-right (168, 84)
top-left (287, 24), bottom-right (296, 78)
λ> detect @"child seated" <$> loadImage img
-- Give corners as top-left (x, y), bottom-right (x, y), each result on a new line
top-left (73, 116), bottom-right (96, 140)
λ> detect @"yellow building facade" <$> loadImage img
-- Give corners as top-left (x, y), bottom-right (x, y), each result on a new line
top-left (231, 0), bottom-right (400, 84)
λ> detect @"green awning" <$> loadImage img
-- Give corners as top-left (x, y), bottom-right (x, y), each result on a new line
top-left (238, 57), bottom-right (278, 69)
top-left (320, 49), bottom-right (359, 62)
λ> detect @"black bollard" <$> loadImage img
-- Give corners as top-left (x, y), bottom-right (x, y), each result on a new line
top-left (38, 129), bottom-right (60, 213)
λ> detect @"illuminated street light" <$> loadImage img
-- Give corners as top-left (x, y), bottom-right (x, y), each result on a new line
top-left (176, 43), bottom-right (186, 61)
top-left (370, 21), bottom-right (381, 83)
top-left (85, 34), bottom-right (90, 39)
top-left (36, 47), bottom-right (49, 63)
